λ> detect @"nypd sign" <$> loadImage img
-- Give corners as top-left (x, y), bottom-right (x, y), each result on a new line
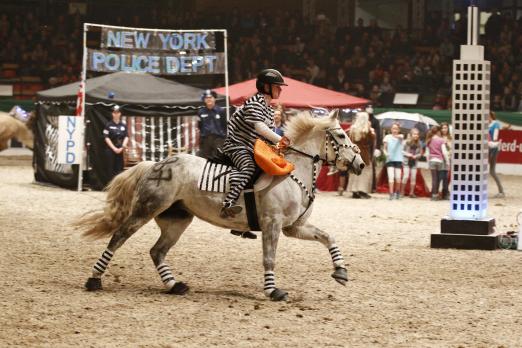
top-left (58, 116), bottom-right (83, 165)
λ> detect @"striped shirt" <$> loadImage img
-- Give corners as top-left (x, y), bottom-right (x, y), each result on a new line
top-left (223, 93), bottom-right (274, 153)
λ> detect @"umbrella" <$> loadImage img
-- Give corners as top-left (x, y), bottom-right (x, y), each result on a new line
top-left (375, 111), bottom-right (439, 134)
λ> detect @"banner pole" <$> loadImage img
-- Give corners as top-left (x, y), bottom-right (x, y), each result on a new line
top-left (77, 23), bottom-right (88, 192)
top-left (223, 29), bottom-right (230, 121)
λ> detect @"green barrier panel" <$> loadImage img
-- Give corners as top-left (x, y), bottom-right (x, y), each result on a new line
top-left (0, 99), bottom-right (35, 112)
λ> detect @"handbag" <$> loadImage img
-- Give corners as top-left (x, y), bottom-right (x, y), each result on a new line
top-left (254, 139), bottom-right (295, 176)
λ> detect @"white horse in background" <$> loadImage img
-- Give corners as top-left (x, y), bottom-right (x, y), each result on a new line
top-left (75, 110), bottom-right (365, 301)
top-left (0, 111), bottom-right (34, 151)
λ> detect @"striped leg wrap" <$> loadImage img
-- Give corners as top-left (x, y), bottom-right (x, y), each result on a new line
top-left (263, 271), bottom-right (276, 296)
top-left (157, 263), bottom-right (176, 290)
top-left (92, 249), bottom-right (113, 276)
top-left (329, 245), bottom-right (345, 268)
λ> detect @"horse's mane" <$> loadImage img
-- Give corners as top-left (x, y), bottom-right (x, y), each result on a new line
top-left (284, 111), bottom-right (336, 146)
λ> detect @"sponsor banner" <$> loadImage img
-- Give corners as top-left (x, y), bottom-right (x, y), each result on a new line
top-left (87, 49), bottom-right (224, 75)
top-left (58, 116), bottom-right (83, 164)
top-left (497, 129), bottom-right (522, 164)
top-left (101, 28), bottom-right (216, 51)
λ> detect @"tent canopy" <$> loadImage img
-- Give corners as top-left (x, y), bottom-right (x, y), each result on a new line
top-left (214, 77), bottom-right (368, 109)
top-left (37, 71), bottom-right (223, 106)
top-left (34, 71), bottom-right (215, 191)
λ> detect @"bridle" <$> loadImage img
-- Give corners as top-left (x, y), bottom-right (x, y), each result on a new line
top-left (287, 127), bottom-right (360, 169)
top-left (286, 127), bottom-right (360, 221)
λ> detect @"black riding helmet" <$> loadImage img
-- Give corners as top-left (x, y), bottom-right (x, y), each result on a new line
top-left (256, 69), bottom-right (288, 98)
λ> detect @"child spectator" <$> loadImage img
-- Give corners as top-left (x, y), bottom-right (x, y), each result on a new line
top-left (401, 128), bottom-right (422, 198)
top-left (383, 122), bottom-right (404, 200)
top-left (426, 125), bottom-right (446, 201)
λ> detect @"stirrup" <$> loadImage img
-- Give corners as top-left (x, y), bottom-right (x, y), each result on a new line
top-left (220, 203), bottom-right (242, 218)
top-left (231, 230), bottom-right (257, 239)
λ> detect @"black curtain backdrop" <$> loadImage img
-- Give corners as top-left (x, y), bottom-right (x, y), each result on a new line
top-left (34, 102), bottom-right (79, 189)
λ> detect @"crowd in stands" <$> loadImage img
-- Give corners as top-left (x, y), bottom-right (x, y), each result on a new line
top-left (1, 6), bottom-right (522, 111)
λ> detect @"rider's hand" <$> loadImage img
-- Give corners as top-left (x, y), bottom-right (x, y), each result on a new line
top-left (277, 136), bottom-right (291, 151)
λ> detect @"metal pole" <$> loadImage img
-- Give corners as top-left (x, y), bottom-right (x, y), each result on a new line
top-left (78, 23), bottom-right (88, 192)
top-left (223, 29), bottom-right (230, 121)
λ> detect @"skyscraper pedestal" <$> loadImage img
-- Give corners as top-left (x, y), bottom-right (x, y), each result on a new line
top-left (430, 5), bottom-right (498, 250)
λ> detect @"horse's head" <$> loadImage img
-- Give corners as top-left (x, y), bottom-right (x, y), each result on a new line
top-left (322, 110), bottom-right (365, 175)
top-left (284, 110), bottom-right (365, 175)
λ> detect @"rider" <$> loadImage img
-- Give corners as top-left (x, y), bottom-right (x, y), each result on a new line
top-left (220, 68), bottom-right (290, 218)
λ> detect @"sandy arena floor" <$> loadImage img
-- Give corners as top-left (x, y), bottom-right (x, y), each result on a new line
top-left (1, 165), bottom-right (521, 347)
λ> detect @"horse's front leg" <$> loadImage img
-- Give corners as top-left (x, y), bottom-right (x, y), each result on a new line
top-left (283, 223), bottom-right (348, 285)
top-left (261, 219), bottom-right (288, 301)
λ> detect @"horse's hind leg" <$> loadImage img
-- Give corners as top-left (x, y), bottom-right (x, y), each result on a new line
top-left (283, 223), bottom-right (348, 286)
top-left (85, 215), bottom-right (151, 291)
top-left (150, 203), bottom-right (193, 295)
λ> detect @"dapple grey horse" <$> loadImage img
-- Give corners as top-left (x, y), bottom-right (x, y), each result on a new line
top-left (75, 110), bottom-right (365, 301)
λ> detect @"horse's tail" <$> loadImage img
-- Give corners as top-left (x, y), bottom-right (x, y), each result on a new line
top-left (73, 161), bottom-right (154, 240)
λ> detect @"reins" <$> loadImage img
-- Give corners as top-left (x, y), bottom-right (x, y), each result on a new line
top-left (286, 127), bottom-right (358, 222)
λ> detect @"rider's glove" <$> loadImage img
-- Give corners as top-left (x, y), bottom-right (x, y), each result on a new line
top-left (277, 136), bottom-right (291, 151)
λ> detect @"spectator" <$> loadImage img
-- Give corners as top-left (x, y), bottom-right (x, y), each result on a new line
top-left (439, 36), bottom-right (455, 60)
top-left (347, 112), bottom-right (375, 199)
top-left (440, 122), bottom-right (452, 199)
top-left (488, 111), bottom-right (505, 198)
top-left (401, 128), bottom-right (422, 198)
top-left (485, 8), bottom-right (503, 43)
top-left (383, 122), bottom-right (404, 200)
top-left (366, 106), bottom-right (382, 193)
top-left (273, 108), bottom-right (285, 136)
top-left (426, 125), bottom-right (446, 201)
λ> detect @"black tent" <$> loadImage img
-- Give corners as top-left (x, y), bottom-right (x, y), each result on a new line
top-left (35, 71), bottom-right (225, 190)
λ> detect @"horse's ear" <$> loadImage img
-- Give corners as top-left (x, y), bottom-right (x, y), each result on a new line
top-left (329, 109), bottom-right (339, 120)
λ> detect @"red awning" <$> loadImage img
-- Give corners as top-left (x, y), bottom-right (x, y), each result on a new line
top-left (214, 77), bottom-right (368, 109)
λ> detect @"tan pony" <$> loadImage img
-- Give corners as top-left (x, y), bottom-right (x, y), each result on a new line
top-left (0, 111), bottom-right (34, 151)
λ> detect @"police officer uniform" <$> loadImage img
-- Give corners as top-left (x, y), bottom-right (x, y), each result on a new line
top-left (197, 90), bottom-right (227, 158)
top-left (103, 105), bottom-right (128, 178)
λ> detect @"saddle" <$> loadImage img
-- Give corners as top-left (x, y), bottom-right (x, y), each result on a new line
top-left (201, 147), bottom-right (285, 231)
top-left (203, 148), bottom-right (266, 190)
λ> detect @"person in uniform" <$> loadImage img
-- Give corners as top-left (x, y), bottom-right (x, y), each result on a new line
top-left (197, 89), bottom-right (227, 158)
top-left (220, 68), bottom-right (290, 218)
top-left (103, 105), bottom-right (129, 179)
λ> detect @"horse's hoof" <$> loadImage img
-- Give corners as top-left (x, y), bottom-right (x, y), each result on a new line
top-left (168, 282), bottom-right (189, 295)
top-left (85, 277), bottom-right (102, 291)
top-left (331, 267), bottom-right (348, 286)
top-left (270, 288), bottom-right (288, 301)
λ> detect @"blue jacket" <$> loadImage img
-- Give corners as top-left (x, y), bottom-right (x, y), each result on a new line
top-left (198, 106), bottom-right (227, 137)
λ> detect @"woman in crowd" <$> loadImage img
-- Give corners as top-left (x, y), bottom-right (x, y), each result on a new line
top-left (347, 112), bottom-right (375, 198)
top-left (383, 122), bottom-right (404, 200)
top-left (273, 108), bottom-right (285, 136)
top-left (426, 125), bottom-right (446, 200)
top-left (488, 111), bottom-right (505, 198)
top-left (439, 122), bottom-right (452, 199)
top-left (401, 128), bottom-right (422, 198)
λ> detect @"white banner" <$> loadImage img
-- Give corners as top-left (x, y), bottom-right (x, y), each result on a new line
top-left (58, 116), bottom-right (83, 164)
